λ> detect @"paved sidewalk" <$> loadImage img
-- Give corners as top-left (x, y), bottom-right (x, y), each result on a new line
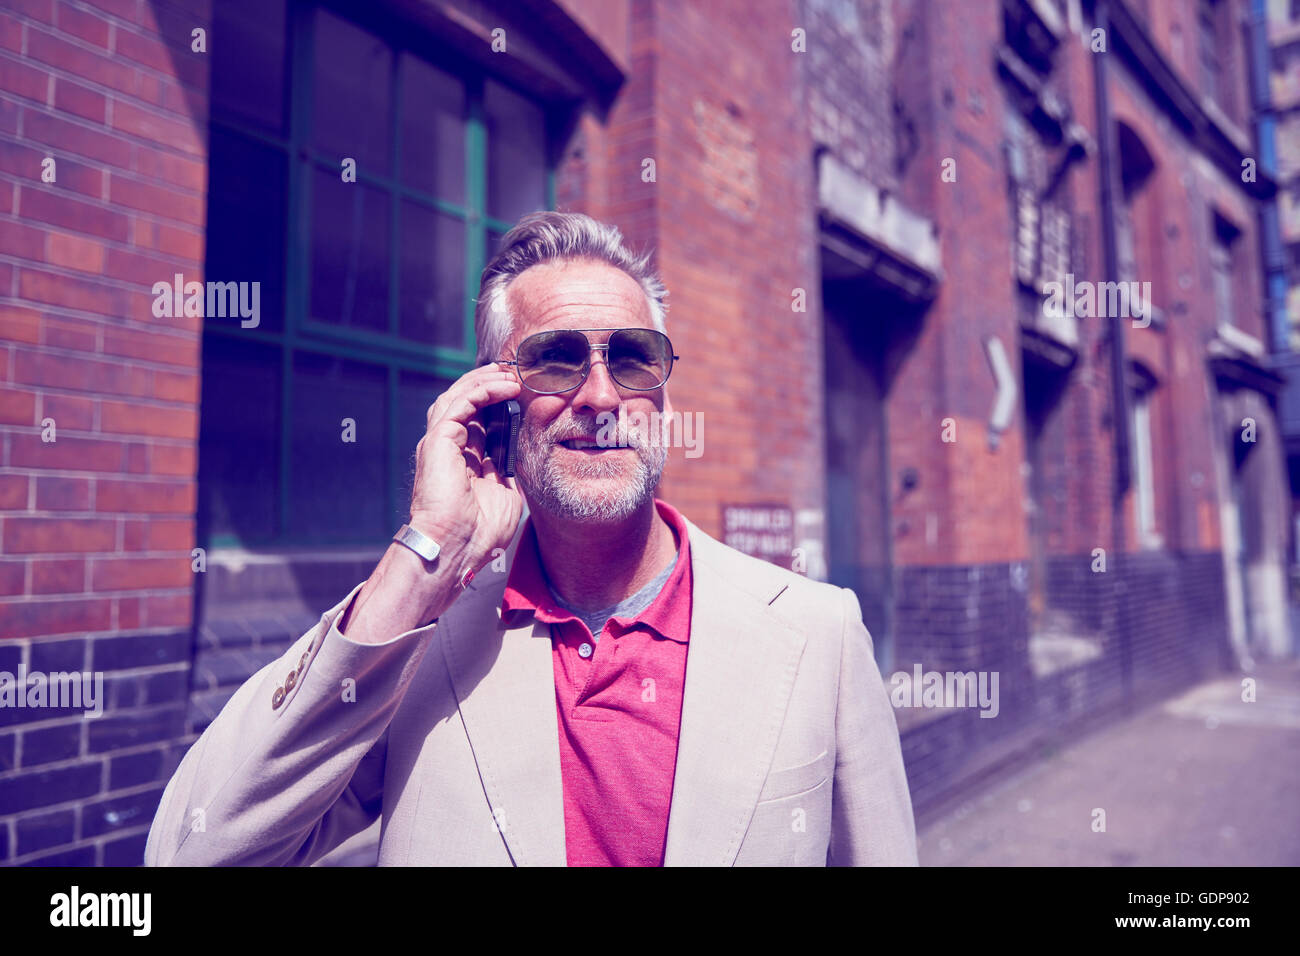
top-left (917, 661), bottom-right (1300, 866)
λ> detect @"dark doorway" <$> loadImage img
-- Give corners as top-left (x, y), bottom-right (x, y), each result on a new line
top-left (822, 278), bottom-right (923, 672)
top-left (1021, 346), bottom-right (1071, 639)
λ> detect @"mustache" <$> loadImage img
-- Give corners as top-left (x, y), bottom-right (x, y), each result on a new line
top-left (535, 414), bottom-right (647, 449)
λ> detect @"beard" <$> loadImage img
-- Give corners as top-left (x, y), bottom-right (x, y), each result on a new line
top-left (515, 408), bottom-right (666, 523)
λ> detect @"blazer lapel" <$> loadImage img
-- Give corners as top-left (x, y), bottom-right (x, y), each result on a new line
top-left (663, 520), bottom-right (807, 866)
top-left (439, 512), bottom-right (567, 867)
top-left (438, 511), bottom-right (806, 867)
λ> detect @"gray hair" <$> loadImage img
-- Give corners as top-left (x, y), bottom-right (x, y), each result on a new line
top-left (474, 211), bottom-right (669, 364)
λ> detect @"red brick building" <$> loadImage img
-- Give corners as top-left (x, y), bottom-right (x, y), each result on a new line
top-left (0, 0), bottom-right (1290, 864)
top-left (805, 0), bottom-right (1288, 809)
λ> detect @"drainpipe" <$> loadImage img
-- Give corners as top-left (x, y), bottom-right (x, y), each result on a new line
top-left (1247, 0), bottom-right (1289, 354)
top-left (1092, 0), bottom-right (1134, 712)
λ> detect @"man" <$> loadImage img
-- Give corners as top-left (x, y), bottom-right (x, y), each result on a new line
top-left (145, 211), bottom-right (917, 866)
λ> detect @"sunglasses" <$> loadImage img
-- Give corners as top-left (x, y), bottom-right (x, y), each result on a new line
top-left (496, 328), bottom-right (679, 394)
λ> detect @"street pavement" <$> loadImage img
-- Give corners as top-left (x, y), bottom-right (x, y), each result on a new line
top-left (917, 660), bottom-right (1300, 866)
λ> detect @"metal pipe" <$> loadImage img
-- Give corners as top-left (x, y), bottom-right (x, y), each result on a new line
top-left (1092, 0), bottom-right (1134, 712)
top-left (1247, 0), bottom-right (1289, 353)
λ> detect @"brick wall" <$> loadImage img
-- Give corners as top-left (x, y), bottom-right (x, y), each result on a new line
top-left (0, 0), bottom-right (209, 865)
top-left (902, 551), bottom-right (1229, 818)
top-left (886, 0), bottom-right (1033, 570)
top-left (596, 0), bottom-right (825, 540)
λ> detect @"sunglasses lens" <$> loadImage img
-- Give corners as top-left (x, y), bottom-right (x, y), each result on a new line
top-left (513, 328), bottom-right (675, 392)
top-left (516, 330), bottom-right (588, 392)
top-left (609, 329), bottom-right (673, 389)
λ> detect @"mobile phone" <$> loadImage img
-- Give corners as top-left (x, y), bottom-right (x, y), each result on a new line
top-left (482, 399), bottom-right (520, 478)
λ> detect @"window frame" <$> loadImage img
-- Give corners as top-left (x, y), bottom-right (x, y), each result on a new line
top-left (1127, 366), bottom-right (1162, 551)
top-left (1198, 0), bottom-right (1221, 108)
top-left (201, 0), bottom-right (557, 548)
top-left (1131, 393), bottom-right (1157, 547)
top-left (1211, 211), bottom-right (1241, 330)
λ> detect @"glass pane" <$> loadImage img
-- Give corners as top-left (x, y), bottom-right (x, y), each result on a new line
top-left (211, 0), bottom-right (287, 135)
top-left (311, 11), bottom-right (392, 175)
top-left (310, 167), bottom-right (390, 333)
top-left (485, 80), bottom-right (547, 223)
top-left (288, 353), bottom-right (387, 542)
top-left (399, 54), bottom-right (466, 202)
top-left (399, 202), bottom-right (465, 349)
top-left (396, 369), bottom-right (454, 524)
top-left (206, 129), bottom-right (286, 333)
top-left (1214, 259), bottom-right (1233, 327)
top-left (198, 338), bottom-right (280, 542)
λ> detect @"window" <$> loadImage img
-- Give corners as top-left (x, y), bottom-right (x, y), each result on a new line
top-left (1014, 184), bottom-right (1040, 286)
top-left (1040, 203), bottom-right (1069, 287)
top-left (1197, 0), bottom-right (1237, 117)
top-left (1112, 210), bottom-right (1133, 288)
top-left (1116, 122), bottom-right (1155, 285)
top-left (1212, 213), bottom-right (1241, 329)
top-left (1198, 0), bottom-right (1221, 106)
top-left (1006, 120), bottom-right (1071, 293)
top-left (1011, 182), bottom-right (1070, 291)
top-left (1002, 0), bottom-right (1064, 73)
top-left (1129, 375), bottom-right (1160, 549)
top-left (200, 1), bottom-right (553, 547)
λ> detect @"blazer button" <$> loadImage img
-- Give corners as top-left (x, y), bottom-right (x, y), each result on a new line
top-left (299, 653), bottom-right (308, 670)
top-left (285, 670), bottom-right (297, 692)
top-left (272, 686), bottom-right (285, 709)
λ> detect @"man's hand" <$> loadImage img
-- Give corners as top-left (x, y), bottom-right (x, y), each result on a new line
top-left (340, 365), bottom-right (524, 643)
top-left (409, 363), bottom-right (524, 578)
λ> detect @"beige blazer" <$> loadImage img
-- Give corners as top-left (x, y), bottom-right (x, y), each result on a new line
top-left (145, 513), bottom-right (918, 866)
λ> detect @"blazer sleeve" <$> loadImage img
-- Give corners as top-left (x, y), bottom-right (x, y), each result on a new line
top-left (144, 583), bottom-right (439, 866)
top-left (827, 586), bottom-right (919, 866)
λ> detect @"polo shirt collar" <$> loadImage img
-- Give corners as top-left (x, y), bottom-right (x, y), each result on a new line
top-left (501, 498), bottom-right (692, 643)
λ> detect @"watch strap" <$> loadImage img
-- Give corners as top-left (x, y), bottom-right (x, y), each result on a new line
top-left (393, 523), bottom-right (441, 563)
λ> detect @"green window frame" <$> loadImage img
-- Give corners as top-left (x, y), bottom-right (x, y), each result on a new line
top-left (201, 1), bottom-right (555, 548)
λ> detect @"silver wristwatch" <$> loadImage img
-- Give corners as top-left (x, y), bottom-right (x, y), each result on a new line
top-left (393, 523), bottom-right (441, 563)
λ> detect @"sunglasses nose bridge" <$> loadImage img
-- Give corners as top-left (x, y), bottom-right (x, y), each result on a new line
top-left (568, 339), bottom-right (613, 391)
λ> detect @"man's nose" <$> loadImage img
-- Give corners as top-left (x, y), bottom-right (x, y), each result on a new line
top-left (571, 353), bottom-right (622, 417)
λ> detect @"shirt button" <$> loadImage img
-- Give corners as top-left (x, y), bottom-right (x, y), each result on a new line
top-left (578, 642), bottom-right (594, 659)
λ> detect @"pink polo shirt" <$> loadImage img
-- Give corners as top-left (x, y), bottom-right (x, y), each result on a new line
top-left (501, 499), bottom-right (693, 867)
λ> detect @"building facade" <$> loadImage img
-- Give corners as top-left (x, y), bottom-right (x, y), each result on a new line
top-left (1264, 0), bottom-right (1300, 631)
top-left (0, 0), bottom-right (1291, 864)
top-left (798, 0), bottom-right (1290, 809)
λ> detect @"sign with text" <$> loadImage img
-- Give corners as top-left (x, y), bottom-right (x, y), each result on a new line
top-left (721, 504), bottom-right (794, 567)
